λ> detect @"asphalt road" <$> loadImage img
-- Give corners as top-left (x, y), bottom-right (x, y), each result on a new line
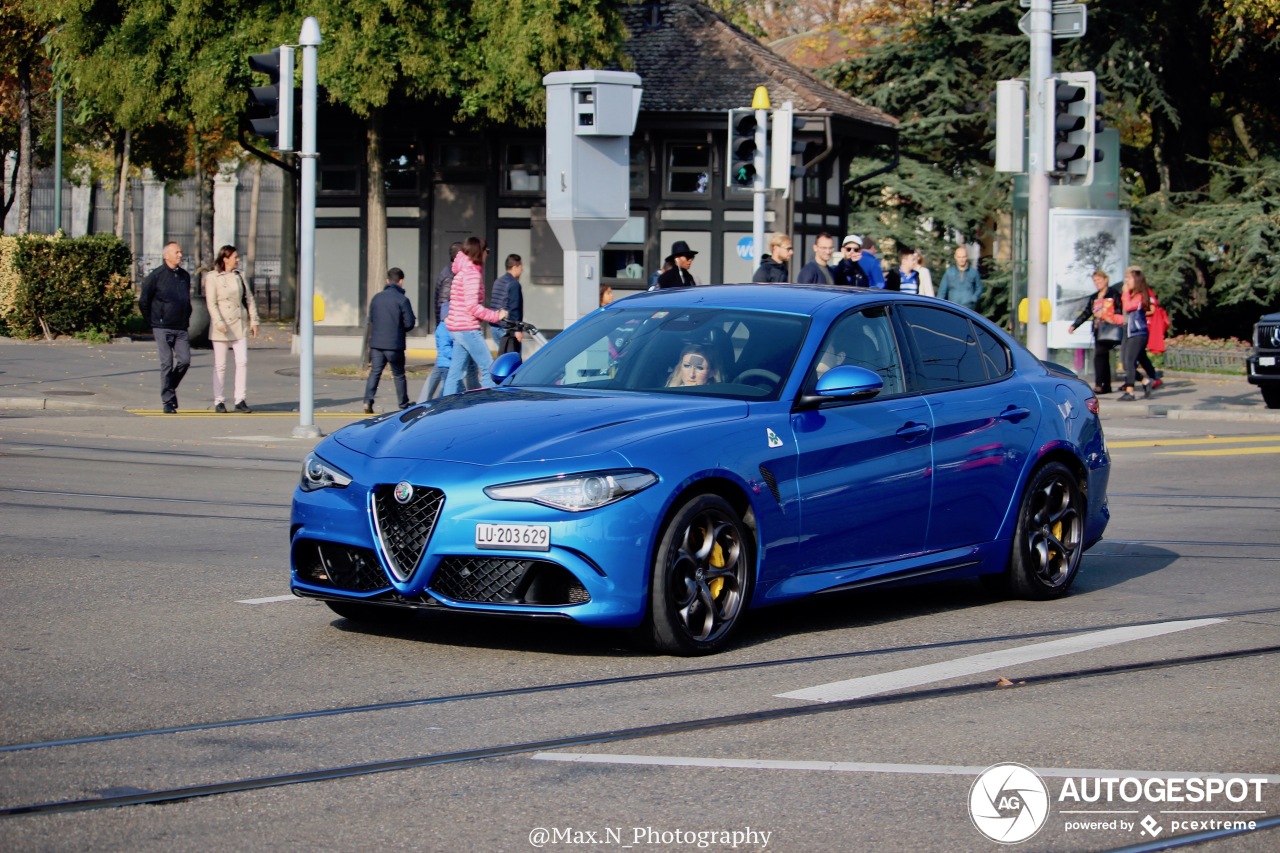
top-left (0, 405), bottom-right (1277, 852)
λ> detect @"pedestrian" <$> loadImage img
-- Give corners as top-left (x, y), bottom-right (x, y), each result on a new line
top-left (752, 233), bottom-right (793, 282)
top-left (1118, 266), bottom-right (1155, 401)
top-left (886, 245), bottom-right (922, 294)
top-left (138, 241), bottom-right (192, 414)
top-left (435, 241), bottom-right (463, 325)
top-left (832, 235), bottom-right (870, 287)
top-left (796, 232), bottom-right (836, 285)
top-left (938, 245), bottom-right (984, 311)
top-left (204, 244), bottom-right (259, 413)
top-left (655, 241), bottom-right (698, 288)
top-left (444, 237), bottom-right (507, 395)
top-left (363, 267), bottom-right (416, 414)
top-left (914, 250), bottom-right (936, 297)
top-left (417, 301), bottom-right (453, 403)
top-left (857, 235), bottom-right (888, 289)
top-left (489, 253), bottom-right (525, 355)
top-left (1067, 270), bottom-right (1123, 394)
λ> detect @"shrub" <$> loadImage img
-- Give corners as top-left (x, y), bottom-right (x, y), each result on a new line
top-left (1163, 333), bottom-right (1252, 351)
top-left (0, 234), bottom-right (135, 340)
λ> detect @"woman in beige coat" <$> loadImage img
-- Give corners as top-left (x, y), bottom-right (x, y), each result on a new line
top-left (204, 245), bottom-right (259, 412)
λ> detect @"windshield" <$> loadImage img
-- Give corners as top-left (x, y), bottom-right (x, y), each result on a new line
top-left (506, 307), bottom-right (809, 401)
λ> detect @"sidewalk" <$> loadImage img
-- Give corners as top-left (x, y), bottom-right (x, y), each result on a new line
top-left (2, 332), bottom-right (1278, 431)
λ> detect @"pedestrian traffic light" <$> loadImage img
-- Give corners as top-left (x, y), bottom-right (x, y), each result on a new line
top-left (1059, 70), bottom-right (1103, 186)
top-left (727, 108), bottom-right (759, 189)
top-left (1048, 73), bottom-right (1089, 179)
top-left (247, 46), bottom-right (294, 152)
top-left (770, 108), bottom-right (807, 192)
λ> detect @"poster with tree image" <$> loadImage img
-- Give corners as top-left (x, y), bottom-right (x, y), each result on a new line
top-left (1049, 210), bottom-right (1131, 350)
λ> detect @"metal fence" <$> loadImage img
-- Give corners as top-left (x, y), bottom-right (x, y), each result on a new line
top-left (1162, 347), bottom-right (1249, 374)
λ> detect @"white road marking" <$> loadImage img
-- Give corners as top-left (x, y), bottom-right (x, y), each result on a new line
top-left (531, 753), bottom-right (1280, 783)
top-left (775, 618), bottom-right (1225, 703)
top-left (237, 594), bottom-right (300, 605)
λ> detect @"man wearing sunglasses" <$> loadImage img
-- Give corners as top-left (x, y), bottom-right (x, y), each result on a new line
top-left (833, 235), bottom-right (870, 288)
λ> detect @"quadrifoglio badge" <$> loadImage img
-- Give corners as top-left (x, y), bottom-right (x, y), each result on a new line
top-left (968, 762), bottom-right (1274, 844)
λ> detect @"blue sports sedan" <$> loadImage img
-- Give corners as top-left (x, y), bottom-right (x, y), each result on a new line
top-left (291, 285), bottom-right (1110, 654)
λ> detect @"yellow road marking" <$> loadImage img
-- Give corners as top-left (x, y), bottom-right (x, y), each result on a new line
top-left (127, 410), bottom-right (366, 419)
top-left (1158, 446), bottom-right (1280, 457)
top-left (1108, 435), bottom-right (1280, 448)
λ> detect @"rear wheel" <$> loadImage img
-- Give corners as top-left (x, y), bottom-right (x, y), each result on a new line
top-left (997, 462), bottom-right (1084, 599)
top-left (648, 494), bottom-right (753, 655)
top-left (1262, 386), bottom-right (1280, 409)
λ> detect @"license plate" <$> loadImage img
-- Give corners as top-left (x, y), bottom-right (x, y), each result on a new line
top-left (475, 523), bottom-right (551, 551)
top-left (1261, 356), bottom-right (1277, 366)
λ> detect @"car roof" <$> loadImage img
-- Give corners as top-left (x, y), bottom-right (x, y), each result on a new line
top-left (610, 284), bottom-right (897, 314)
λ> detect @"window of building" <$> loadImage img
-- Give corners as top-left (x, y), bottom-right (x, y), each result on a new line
top-left (630, 140), bottom-right (650, 197)
top-left (502, 142), bottom-right (544, 194)
top-left (665, 142), bottom-right (712, 197)
top-left (435, 140), bottom-right (487, 171)
top-left (383, 137), bottom-right (420, 193)
top-left (320, 144), bottom-right (360, 194)
top-left (601, 216), bottom-right (648, 291)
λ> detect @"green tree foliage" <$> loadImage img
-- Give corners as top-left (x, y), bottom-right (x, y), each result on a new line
top-left (827, 1), bottom-right (1024, 321)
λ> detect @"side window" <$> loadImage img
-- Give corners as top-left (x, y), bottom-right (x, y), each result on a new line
top-left (898, 305), bottom-right (988, 390)
top-left (804, 307), bottom-right (904, 396)
top-left (974, 323), bottom-right (1012, 378)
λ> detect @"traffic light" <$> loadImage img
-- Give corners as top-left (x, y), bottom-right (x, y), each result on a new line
top-left (1059, 70), bottom-right (1102, 186)
top-left (727, 108), bottom-right (759, 189)
top-left (770, 108), bottom-right (807, 192)
top-left (992, 79), bottom-right (1026, 173)
top-left (247, 46), bottom-right (295, 151)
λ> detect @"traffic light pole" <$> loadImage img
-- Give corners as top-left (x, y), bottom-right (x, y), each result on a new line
top-left (1025, 0), bottom-right (1052, 359)
top-left (753, 103), bottom-right (768, 269)
top-left (293, 16), bottom-right (322, 440)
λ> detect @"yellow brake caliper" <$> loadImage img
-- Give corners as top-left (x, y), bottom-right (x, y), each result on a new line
top-left (708, 540), bottom-right (725, 600)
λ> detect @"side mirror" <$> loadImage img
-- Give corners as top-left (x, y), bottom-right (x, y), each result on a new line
top-left (491, 352), bottom-right (522, 385)
top-left (796, 365), bottom-right (883, 409)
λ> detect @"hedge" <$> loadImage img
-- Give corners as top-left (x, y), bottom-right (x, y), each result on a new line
top-left (0, 234), bottom-right (136, 340)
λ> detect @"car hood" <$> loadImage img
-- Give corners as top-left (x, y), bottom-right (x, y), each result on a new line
top-left (332, 388), bottom-right (749, 465)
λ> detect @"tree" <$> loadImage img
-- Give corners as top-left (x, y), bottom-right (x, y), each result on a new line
top-left (0, 1), bottom-right (49, 233)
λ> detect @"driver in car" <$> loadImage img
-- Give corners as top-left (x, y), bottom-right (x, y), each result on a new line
top-left (667, 345), bottom-right (721, 387)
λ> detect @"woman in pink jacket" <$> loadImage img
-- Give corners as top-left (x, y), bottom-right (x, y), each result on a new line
top-left (444, 236), bottom-right (507, 395)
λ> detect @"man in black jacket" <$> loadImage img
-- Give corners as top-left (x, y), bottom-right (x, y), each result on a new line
top-left (363, 267), bottom-right (417, 413)
top-left (138, 242), bottom-right (192, 413)
top-left (752, 233), bottom-right (794, 283)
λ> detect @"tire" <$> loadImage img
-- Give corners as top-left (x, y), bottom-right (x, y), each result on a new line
top-left (1262, 386), bottom-right (1280, 410)
top-left (647, 494), bottom-right (754, 655)
top-left (1000, 462), bottom-right (1085, 600)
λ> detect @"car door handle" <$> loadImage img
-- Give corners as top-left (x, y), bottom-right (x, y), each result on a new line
top-left (896, 422), bottom-right (930, 440)
top-left (999, 406), bottom-right (1032, 422)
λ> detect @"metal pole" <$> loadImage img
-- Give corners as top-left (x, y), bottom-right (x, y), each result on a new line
top-left (54, 87), bottom-right (63, 233)
top-left (753, 107), bottom-right (767, 269)
top-left (293, 17), bottom-right (322, 440)
top-left (1026, 0), bottom-right (1052, 359)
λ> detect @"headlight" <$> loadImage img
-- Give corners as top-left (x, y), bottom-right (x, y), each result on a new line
top-left (300, 452), bottom-right (353, 492)
top-left (485, 469), bottom-right (657, 512)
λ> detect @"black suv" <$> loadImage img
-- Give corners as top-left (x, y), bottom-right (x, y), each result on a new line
top-left (1247, 311), bottom-right (1280, 408)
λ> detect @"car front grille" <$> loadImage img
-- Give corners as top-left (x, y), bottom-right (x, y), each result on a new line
top-left (430, 557), bottom-right (590, 606)
top-left (293, 540), bottom-right (388, 592)
top-left (1258, 322), bottom-right (1280, 351)
top-left (372, 483), bottom-right (445, 581)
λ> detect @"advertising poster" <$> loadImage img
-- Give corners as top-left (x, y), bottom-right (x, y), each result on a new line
top-left (1048, 209), bottom-right (1130, 349)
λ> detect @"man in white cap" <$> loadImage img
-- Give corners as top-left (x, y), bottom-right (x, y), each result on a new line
top-left (833, 235), bottom-right (870, 287)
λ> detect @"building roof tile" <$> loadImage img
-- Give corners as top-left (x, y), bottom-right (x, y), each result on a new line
top-left (622, 1), bottom-right (897, 129)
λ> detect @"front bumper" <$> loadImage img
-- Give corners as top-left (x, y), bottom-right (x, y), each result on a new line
top-left (1246, 353), bottom-right (1280, 386)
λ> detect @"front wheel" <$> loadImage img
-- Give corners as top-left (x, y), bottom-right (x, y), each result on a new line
top-left (1261, 385), bottom-right (1280, 409)
top-left (998, 462), bottom-right (1085, 600)
top-left (647, 494), bottom-right (754, 655)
